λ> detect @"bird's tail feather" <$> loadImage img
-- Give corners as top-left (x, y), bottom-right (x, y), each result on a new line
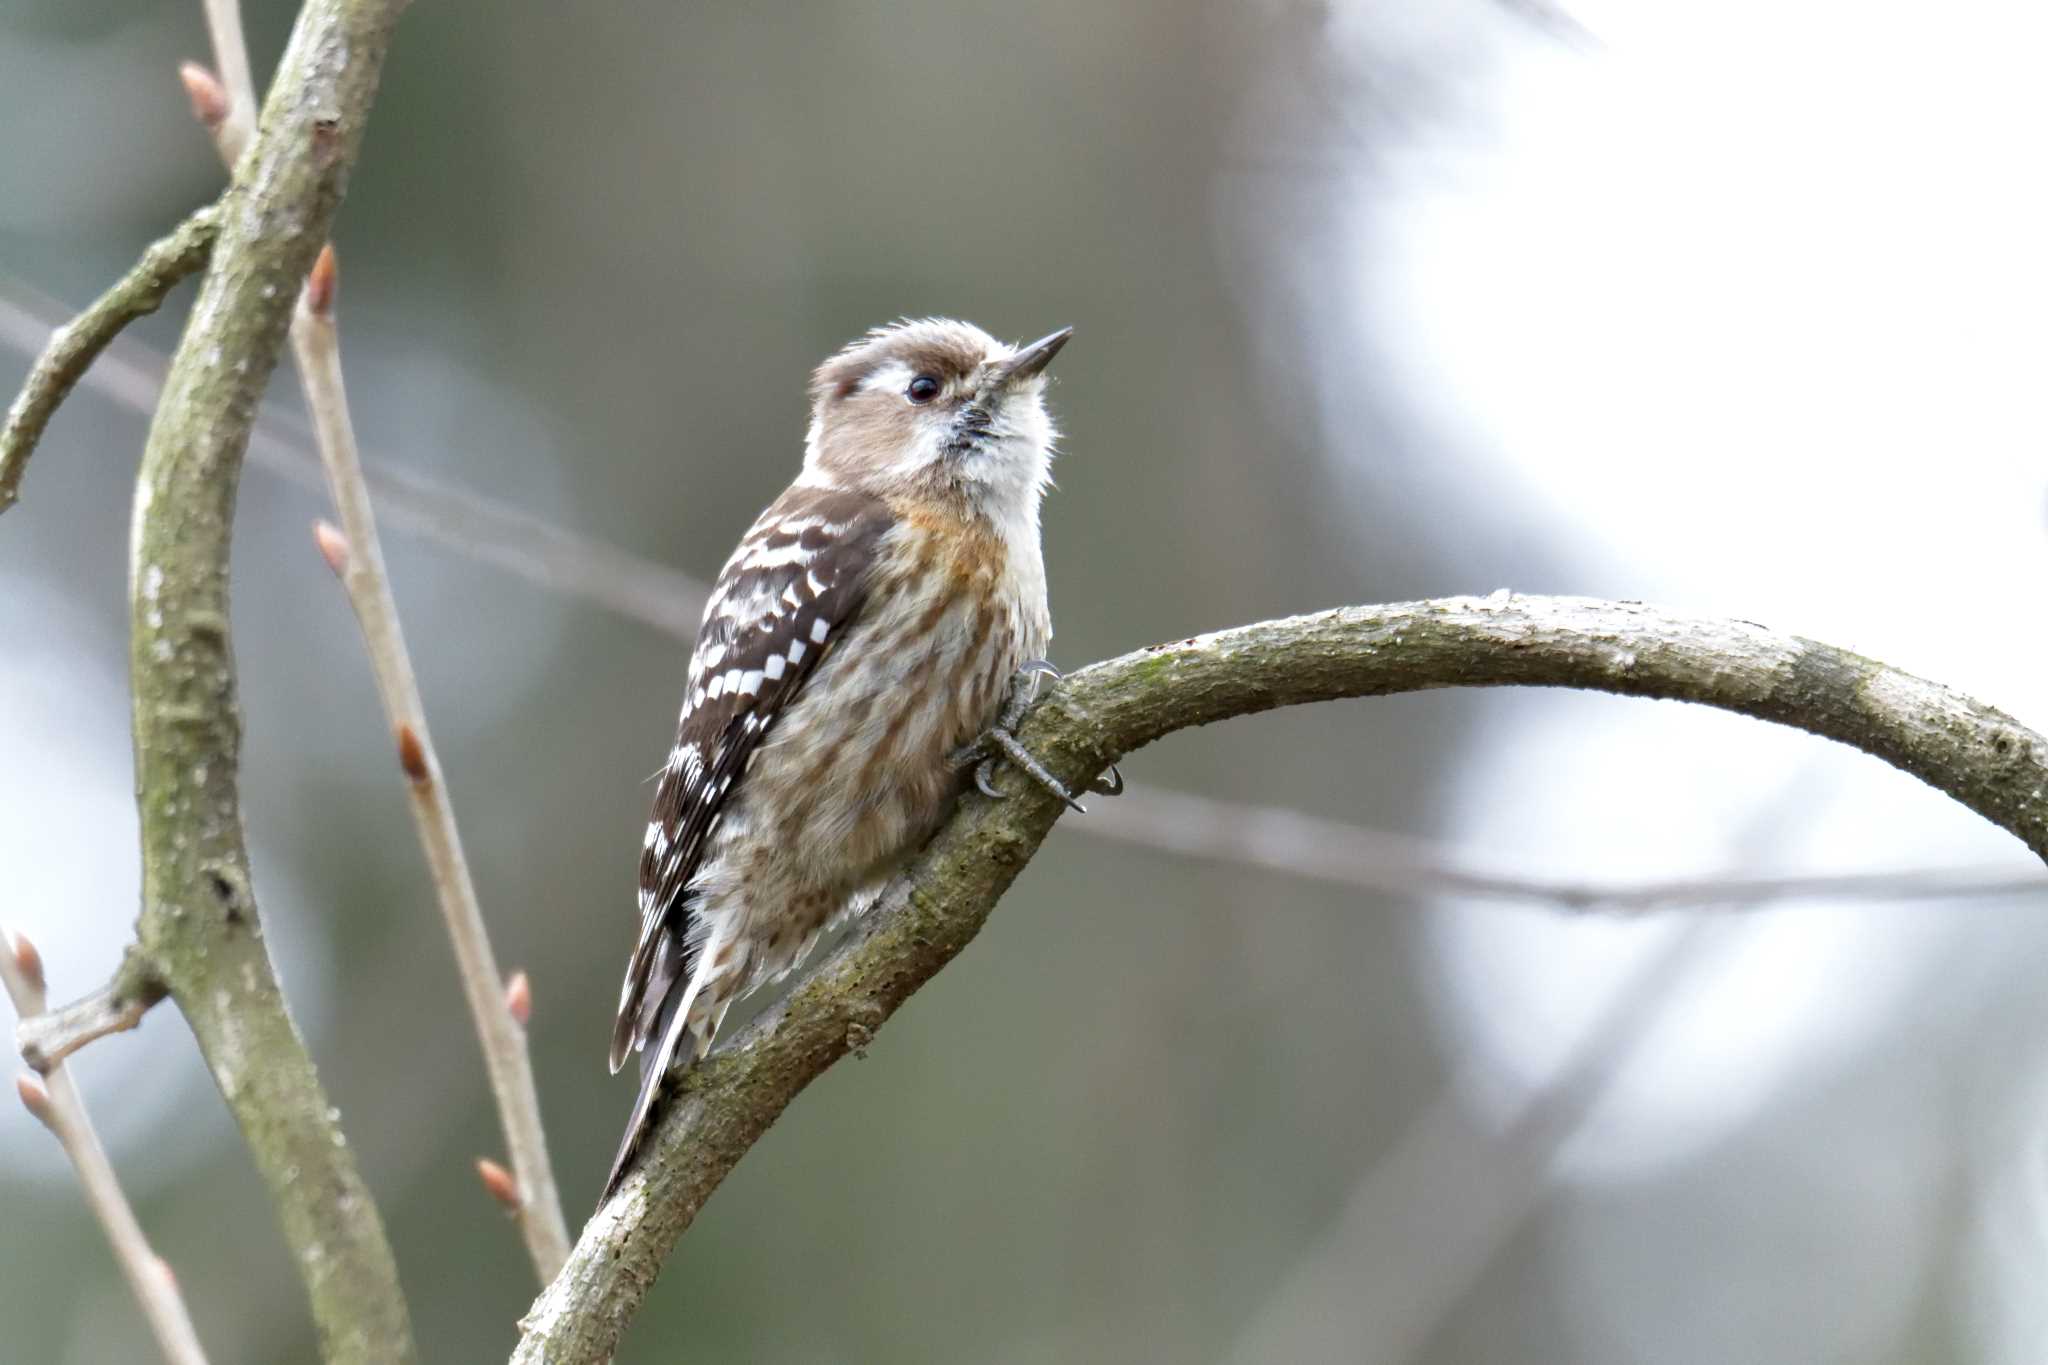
top-left (602, 983), bottom-right (698, 1202)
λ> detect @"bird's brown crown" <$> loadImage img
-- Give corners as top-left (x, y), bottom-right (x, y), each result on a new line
top-left (809, 318), bottom-right (998, 408)
top-left (799, 319), bottom-right (1067, 527)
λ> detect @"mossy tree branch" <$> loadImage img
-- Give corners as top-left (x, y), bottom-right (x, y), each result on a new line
top-left (122, 0), bottom-right (416, 1359)
top-left (514, 592), bottom-right (2048, 1362)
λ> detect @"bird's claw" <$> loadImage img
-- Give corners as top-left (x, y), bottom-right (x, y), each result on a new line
top-left (973, 755), bottom-right (1008, 801)
top-left (951, 662), bottom-right (1122, 813)
top-left (1089, 762), bottom-right (1125, 797)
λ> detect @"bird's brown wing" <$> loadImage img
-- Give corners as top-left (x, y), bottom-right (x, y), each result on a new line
top-left (609, 485), bottom-right (894, 1076)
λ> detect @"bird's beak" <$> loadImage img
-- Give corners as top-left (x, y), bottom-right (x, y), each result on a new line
top-left (994, 326), bottom-right (1074, 385)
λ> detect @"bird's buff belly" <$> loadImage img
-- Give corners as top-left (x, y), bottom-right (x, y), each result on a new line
top-left (695, 582), bottom-right (1043, 912)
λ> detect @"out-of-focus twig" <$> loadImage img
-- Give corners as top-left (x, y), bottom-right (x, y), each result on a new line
top-left (0, 207), bottom-right (219, 514)
top-left (2, 930), bottom-right (209, 1365)
top-left (294, 252), bottom-right (569, 1280)
top-left (4, 281), bottom-right (2037, 920)
top-left (1229, 777), bottom-right (1815, 1364)
top-left (0, 282), bottom-right (708, 635)
top-left (1092, 782), bottom-right (2048, 912)
top-left (5, 278), bottom-right (2036, 922)
top-left (1228, 921), bottom-right (1715, 1364)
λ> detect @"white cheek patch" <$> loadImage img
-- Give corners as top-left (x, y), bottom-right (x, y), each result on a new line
top-left (885, 422), bottom-right (950, 478)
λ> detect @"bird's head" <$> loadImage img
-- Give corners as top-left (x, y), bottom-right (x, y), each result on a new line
top-left (802, 318), bottom-right (1070, 522)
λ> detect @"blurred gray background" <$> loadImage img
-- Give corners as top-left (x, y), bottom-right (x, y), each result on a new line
top-left (6, 1), bottom-right (2048, 1361)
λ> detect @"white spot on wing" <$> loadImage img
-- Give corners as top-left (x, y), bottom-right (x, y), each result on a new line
top-left (810, 618), bottom-right (830, 644)
top-left (740, 541), bottom-right (816, 571)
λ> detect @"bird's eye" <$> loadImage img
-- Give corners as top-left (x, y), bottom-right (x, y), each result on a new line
top-left (906, 375), bottom-right (941, 404)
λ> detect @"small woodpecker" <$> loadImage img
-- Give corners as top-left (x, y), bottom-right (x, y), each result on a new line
top-left (605, 318), bottom-right (1114, 1198)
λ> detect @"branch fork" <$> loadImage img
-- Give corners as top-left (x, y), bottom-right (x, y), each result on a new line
top-left (4, 930), bottom-right (209, 1365)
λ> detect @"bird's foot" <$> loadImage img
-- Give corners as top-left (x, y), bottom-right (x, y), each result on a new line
top-left (950, 660), bottom-right (1123, 813)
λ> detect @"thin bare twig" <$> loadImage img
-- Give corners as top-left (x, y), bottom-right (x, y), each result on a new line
top-left (0, 207), bottom-right (219, 514)
top-left (198, 1), bottom-right (256, 161)
top-left (2, 930), bottom-right (209, 1365)
top-left (293, 256), bottom-right (569, 1279)
top-left (188, 9), bottom-right (568, 1280)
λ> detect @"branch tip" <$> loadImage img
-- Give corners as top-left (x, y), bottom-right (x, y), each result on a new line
top-left (304, 244), bottom-right (338, 317)
top-left (505, 971), bottom-right (532, 1027)
top-left (477, 1158), bottom-right (522, 1210)
top-left (177, 61), bottom-right (228, 131)
top-left (16, 1074), bottom-right (54, 1130)
top-left (395, 724), bottom-right (429, 784)
top-left (0, 205), bottom-right (220, 517)
top-left (14, 968), bottom-right (162, 1073)
top-left (313, 519), bottom-right (351, 576)
top-left (8, 929), bottom-right (45, 998)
